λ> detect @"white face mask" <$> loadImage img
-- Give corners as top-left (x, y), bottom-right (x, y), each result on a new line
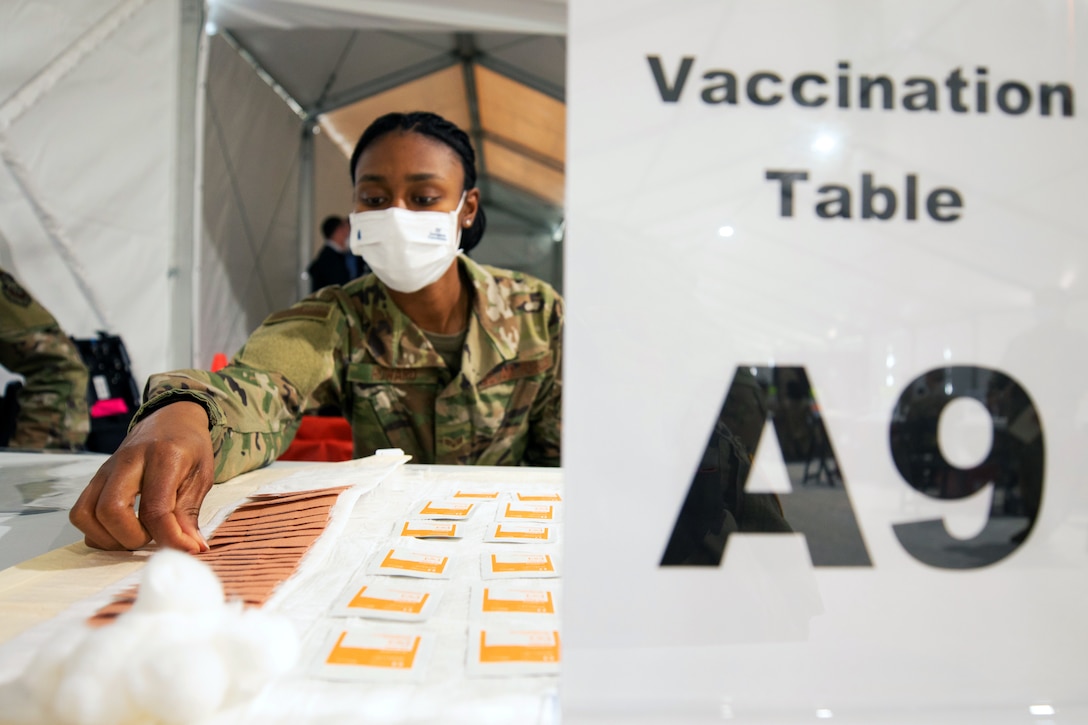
top-left (349, 194), bottom-right (466, 293)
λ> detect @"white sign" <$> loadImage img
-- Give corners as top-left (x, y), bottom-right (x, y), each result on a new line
top-left (564, 1), bottom-right (1088, 721)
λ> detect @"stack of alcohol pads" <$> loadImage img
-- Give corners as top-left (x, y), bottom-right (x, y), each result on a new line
top-left (316, 487), bottom-right (562, 681)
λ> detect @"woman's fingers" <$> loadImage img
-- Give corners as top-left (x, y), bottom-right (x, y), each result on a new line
top-left (70, 456), bottom-right (147, 550)
top-left (69, 402), bottom-right (214, 553)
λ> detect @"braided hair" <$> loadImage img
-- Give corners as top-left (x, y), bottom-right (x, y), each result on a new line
top-left (349, 111), bottom-right (487, 253)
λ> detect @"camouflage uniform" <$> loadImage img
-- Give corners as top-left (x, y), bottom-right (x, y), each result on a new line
top-left (133, 256), bottom-right (563, 482)
top-left (0, 268), bottom-right (90, 449)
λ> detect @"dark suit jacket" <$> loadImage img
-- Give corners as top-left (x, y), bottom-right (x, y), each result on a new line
top-left (308, 245), bottom-right (367, 292)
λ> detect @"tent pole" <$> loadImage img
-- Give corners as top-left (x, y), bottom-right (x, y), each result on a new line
top-left (456, 34), bottom-right (490, 202)
top-left (298, 122), bottom-right (316, 301)
top-left (171, 0), bottom-right (203, 369)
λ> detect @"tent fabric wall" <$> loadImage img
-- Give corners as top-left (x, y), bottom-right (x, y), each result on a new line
top-left (197, 33), bottom-right (305, 367)
top-left (470, 200), bottom-right (563, 290)
top-left (0, 0), bottom-right (181, 386)
top-left (310, 127), bottom-right (354, 268)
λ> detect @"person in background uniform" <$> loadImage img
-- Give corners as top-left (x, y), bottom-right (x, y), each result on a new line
top-left (0, 268), bottom-right (89, 450)
top-left (71, 111), bottom-right (563, 554)
top-left (307, 215), bottom-right (368, 292)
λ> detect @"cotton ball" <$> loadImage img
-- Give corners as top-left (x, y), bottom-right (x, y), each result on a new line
top-left (126, 641), bottom-right (229, 725)
top-left (20, 624), bottom-right (87, 708)
top-left (124, 608), bottom-right (229, 652)
top-left (50, 623), bottom-right (148, 725)
top-left (130, 549), bottom-right (223, 616)
top-left (52, 672), bottom-right (133, 725)
top-left (214, 610), bottom-right (300, 703)
top-left (0, 679), bottom-right (48, 724)
top-left (9, 552), bottom-right (235, 725)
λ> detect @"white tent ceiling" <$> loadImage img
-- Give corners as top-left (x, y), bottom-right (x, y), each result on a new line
top-left (226, 26), bottom-right (567, 212)
top-left (205, 0), bottom-right (568, 228)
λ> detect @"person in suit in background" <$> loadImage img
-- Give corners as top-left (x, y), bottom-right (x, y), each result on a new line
top-left (307, 215), bottom-right (368, 291)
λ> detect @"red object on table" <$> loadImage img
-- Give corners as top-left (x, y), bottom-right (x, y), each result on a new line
top-left (278, 415), bottom-right (354, 462)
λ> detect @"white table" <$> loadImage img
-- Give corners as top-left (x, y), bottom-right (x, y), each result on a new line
top-left (0, 450), bottom-right (109, 571)
top-left (0, 458), bottom-right (564, 724)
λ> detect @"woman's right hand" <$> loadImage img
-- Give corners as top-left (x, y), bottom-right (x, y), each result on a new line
top-left (69, 401), bottom-right (214, 554)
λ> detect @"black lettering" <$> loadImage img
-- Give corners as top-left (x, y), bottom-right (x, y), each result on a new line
top-left (701, 70), bottom-right (738, 104)
top-left (837, 61), bottom-right (850, 108)
top-left (747, 72), bottom-right (783, 106)
top-left (777, 171), bottom-right (961, 222)
top-left (997, 81), bottom-right (1032, 114)
top-left (647, 58), bottom-right (1075, 120)
top-left (791, 74), bottom-right (827, 107)
top-left (905, 174), bottom-right (917, 220)
top-left (765, 170), bottom-right (809, 217)
top-left (902, 78), bottom-right (938, 111)
top-left (648, 55), bottom-right (694, 103)
top-left (661, 366), bottom-right (872, 567)
top-left (890, 366), bottom-right (1044, 569)
top-left (976, 67), bottom-right (989, 114)
top-left (926, 188), bottom-right (962, 222)
top-left (815, 185), bottom-right (851, 218)
top-left (861, 173), bottom-right (896, 219)
top-left (945, 67), bottom-right (969, 112)
top-left (1040, 83), bottom-right (1074, 117)
top-left (860, 75), bottom-right (894, 110)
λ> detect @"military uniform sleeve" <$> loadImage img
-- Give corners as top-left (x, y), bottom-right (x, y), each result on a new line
top-left (0, 270), bottom-right (90, 450)
top-left (523, 293), bottom-right (563, 467)
top-left (132, 293), bottom-right (348, 483)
